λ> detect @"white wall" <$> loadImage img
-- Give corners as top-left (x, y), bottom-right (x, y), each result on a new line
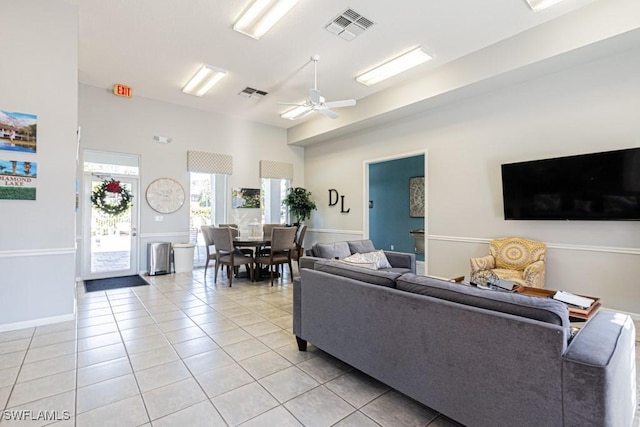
top-left (304, 44), bottom-right (640, 315)
top-left (0, 1), bottom-right (78, 330)
top-left (78, 84), bottom-right (304, 273)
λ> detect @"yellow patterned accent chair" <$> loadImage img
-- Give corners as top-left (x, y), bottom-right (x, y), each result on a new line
top-left (470, 237), bottom-right (547, 288)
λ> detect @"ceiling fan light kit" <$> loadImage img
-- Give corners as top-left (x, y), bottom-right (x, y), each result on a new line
top-left (281, 105), bottom-right (313, 120)
top-left (182, 65), bottom-right (228, 96)
top-left (234, 0), bottom-right (301, 39)
top-left (356, 47), bottom-right (433, 86)
top-left (279, 54), bottom-right (357, 120)
top-left (525, 0), bottom-right (565, 12)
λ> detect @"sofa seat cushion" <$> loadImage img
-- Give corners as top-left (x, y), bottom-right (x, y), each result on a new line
top-left (314, 259), bottom-right (401, 288)
top-left (312, 241), bottom-right (351, 259)
top-left (397, 273), bottom-right (570, 330)
top-left (383, 267), bottom-right (413, 274)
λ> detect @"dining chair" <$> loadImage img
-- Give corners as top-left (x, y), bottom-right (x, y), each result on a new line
top-left (200, 225), bottom-right (217, 278)
top-left (211, 227), bottom-right (254, 286)
top-left (257, 223), bottom-right (283, 257)
top-left (255, 227), bottom-right (297, 286)
top-left (291, 224), bottom-right (307, 264)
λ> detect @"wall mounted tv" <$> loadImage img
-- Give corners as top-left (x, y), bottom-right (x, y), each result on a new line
top-left (501, 148), bottom-right (640, 221)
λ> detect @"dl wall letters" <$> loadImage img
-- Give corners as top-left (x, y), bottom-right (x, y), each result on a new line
top-left (328, 189), bottom-right (350, 213)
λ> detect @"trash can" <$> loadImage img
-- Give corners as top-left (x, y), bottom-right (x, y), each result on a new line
top-left (148, 242), bottom-right (171, 276)
top-left (172, 243), bottom-right (195, 273)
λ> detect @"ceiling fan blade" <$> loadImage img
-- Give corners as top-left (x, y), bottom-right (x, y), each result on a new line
top-left (323, 99), bottom-right (356, 109)
top-left (310, 88), bottom-right (321, 105)
top-left (318, 108), bottom-right (338, 119)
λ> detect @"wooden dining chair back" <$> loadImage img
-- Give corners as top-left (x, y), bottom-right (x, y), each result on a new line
top-left (292, 224), bottom-right (307, 263)
top-left (262, 223), bottom-right (282, 238)
top-left (210, 227), bottom-right (253, 286)
top-left (255, 227), bottom-right (297, 286)
top-left (200, 225), bottom-right (217, 277)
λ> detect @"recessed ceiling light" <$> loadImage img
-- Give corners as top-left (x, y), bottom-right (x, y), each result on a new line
top-left (525, 0), bottom-right (565, 12)
top-left (234, 0), bottom-right (300, 40)
top-left (356, 47), bottom-right (433, 86)
top-left (182, 65), bottom-right (228, 96)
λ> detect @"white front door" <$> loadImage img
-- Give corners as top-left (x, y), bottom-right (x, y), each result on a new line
top-left (83, 175), bottom-right (139, 279)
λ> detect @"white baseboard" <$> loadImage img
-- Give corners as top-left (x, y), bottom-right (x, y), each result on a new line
top-left (0, 313), bottom-right (76, 333)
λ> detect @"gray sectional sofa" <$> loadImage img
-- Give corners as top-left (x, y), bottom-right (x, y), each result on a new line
top-left (301, 239), bottom-right (416, 274)
top-left (293, 259), bottom-right (637, 427)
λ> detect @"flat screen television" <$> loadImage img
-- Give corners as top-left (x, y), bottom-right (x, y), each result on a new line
top-left (501, 148), bottom-right (640, 220)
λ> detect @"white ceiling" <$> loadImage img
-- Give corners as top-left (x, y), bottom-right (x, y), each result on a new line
top-left (78, 0), bottom-right (599, 129)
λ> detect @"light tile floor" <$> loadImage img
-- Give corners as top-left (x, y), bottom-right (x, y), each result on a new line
top-left (0, 269), bottom-right (638, 426)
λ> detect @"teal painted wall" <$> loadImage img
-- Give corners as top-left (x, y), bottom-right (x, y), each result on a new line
top-left (369, 155), bottom-right (424, 261)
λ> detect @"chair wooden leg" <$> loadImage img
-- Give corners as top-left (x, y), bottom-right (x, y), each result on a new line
top-left (204, 259), bottom-right (209, 277)
top-left (287, 259), bottom-right (293, 281)
top-left (214, 261), bottom-right (219, 283)
top-left (270, 265), bottom-right (274, 286)
top-left (228, 264), bottom-right (233, 287)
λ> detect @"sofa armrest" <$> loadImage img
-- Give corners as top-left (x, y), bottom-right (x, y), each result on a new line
top-left (523, 260), bottom-right (545, 288)
top-left (470, 254), bottom-right (495, 273)
top-left (383, 251), bottom-right (416, 273)
top-left (562, 311), bottom-right (636, 427)
top-left (293, 277), bottom-right (302, 336)
top-left (299, 256), bottom-right (324, 270)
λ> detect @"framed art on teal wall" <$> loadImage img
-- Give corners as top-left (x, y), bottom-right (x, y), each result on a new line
top-left (409, 176), bottom-right (424, 217)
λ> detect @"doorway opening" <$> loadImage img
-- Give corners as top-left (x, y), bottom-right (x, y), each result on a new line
top-left (82, 150), bottom-right (140, 279)
top-left (364, 150), bottom-right (427, 274)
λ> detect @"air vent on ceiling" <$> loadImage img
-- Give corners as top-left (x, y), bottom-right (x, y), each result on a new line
top-left (325, 8), bottom-right (374, 41)
top-left (238, 87), bottom-right (268, 100)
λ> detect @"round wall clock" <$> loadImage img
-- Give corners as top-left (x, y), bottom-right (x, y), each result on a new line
top-left (145, 178), bottom-right (185, 214)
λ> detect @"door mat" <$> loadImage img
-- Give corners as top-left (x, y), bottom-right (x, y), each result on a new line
top-left (84, 275), bottom-right (149, 293)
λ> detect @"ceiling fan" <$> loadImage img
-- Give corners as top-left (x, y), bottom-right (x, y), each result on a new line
top-left (279, 54), bottom-right (356, 120)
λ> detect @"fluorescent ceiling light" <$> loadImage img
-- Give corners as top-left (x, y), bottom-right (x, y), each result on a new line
top-left (356, 47), bottom-right (432, 86)
top-left (281, 105), bottom-right (312, 120)
top-left (182, 65), bottom-right (228, 96)
top-left (234, 0), bottom-right (300, 39)
top-left (525, 0), bottom-right (565, 11)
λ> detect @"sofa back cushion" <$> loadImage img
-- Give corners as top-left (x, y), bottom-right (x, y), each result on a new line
top-left (396, 274), bottom-right (569, 329)
top-left (312, 241), bottom-right (352, 259)
top-left (347, 239), bottom-right (377, 254)
top-left (314, 259), bottom-right (401, 288)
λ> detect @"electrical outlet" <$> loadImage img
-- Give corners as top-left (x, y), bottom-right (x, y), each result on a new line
top-left (390, 245), bottom-right (394, 250)
top-left (155, 215), bottom-right (163, 221)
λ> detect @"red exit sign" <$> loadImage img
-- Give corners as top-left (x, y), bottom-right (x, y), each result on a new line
top-left (113, 84), bottom-right (132, 98)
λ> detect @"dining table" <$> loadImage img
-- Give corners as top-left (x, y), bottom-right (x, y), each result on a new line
top-left (232, 236), bottom-right (273, 281)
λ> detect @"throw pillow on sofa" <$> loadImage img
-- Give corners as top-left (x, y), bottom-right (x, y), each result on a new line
top-left (343, 250), bottom-right (392, 269)
top-left (337, 256), bottom-right (378, 270)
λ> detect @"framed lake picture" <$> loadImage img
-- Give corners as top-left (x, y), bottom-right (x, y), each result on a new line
top-left (0, 110), bottom-right (37, 153)
top-left (232, 188), bottom-right (261, 209)
top-left (409, 176), bottom-right (424, 217)
top-left (0, 159), bottom-right (37, 200)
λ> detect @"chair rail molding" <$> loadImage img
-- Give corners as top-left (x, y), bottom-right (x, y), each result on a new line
top-left (0, 247), bottom-right (76, 258)
top-left (307, 228), bottom-right (363, 236)
top-left (139, 232), bottom-right (189, 239)
top-left (428, 235), bottom-right (640, 256)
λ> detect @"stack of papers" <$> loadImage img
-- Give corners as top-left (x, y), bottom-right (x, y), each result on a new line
top-left (552, 291), bottom-right (594, 309)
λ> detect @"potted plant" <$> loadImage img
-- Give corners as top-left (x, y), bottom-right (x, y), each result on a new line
top-left (283, 187), bottom-right (317, 226)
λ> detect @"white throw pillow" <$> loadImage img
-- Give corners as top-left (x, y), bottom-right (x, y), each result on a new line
top-left (335, 259), bottom-right (378, 270)
top-left (343, 250), bottom-right (392, 269)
